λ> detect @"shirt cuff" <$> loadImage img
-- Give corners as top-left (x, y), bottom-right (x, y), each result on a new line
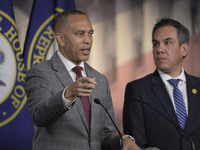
top-left (62, 88), bottom-right (76, 109)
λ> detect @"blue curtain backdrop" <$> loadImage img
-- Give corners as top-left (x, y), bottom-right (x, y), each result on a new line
top-left (0, 0), bottom-right (34, 150)
top-left (0, 0), bottom-right (75, 149)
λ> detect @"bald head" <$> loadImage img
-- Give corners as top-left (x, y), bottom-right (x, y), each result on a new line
top-left (54, 9), bottom-right (93, 65)
top-left (54, 10), bottom-right (87, 33)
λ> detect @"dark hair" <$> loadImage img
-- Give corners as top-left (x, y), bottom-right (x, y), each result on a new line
top-left (54, 9), bottom-right (86, 32)
top-left (152, 18), bottom-right (190, 45)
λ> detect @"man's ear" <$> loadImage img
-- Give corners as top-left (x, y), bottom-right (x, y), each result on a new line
top-left (181, 43), bottom-right (189, 59)
top-left (55, 33), bottom-right (65, 46)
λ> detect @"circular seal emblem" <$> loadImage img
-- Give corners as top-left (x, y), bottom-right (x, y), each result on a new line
top-left (0, 10), bottom-right (27, 127)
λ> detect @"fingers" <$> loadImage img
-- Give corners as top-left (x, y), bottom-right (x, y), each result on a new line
top-left (65, 77), bottom-right (97, 99)
top-left (81, 81), bottom-right (96, 89)
top-left (77, 77), bottom-right (97, 88)
top-left (75, 87), bottom-right (93, 97)
top-left (75, 77), bottom-right (96, 95)
top-left (81, 77), bottom-right (97, 85)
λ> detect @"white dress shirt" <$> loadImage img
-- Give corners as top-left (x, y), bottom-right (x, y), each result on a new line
top-left (158, 68), bottom-right (188, 115)
top-left (57, 50), bottom-right (87, 108)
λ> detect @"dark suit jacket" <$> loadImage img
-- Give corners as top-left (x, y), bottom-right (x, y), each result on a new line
top-left (123, 70), bottom-right (200, 150)
top-left (25, 52), bottom-right (120, 150)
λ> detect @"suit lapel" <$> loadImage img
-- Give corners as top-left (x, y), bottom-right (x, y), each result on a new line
top-left (75, 98), bottom-right (90, 132)
top-left (51, 53), bottom-right (90, 132)
top-left (74, 62), bottom-right (101, 133)
top-left (85, 63), bottom-right (95, 132)
top-left (51, 52), bottom-right (74, 87)
top-left (151, 71), bottom-right (200, 131)
top-left (151, 70), bottom-right (180, 126)
top-left (84, 63), bottom-right (102, 134)
top-left (185, 73), bottom-right (199, 130)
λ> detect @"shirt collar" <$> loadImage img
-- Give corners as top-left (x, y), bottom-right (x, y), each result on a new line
top-left (158, 68), bottom-right (186, 83)
top-left (57, 50), bottom-right (85, 72)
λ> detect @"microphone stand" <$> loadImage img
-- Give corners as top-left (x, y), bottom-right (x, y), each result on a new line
top-left (94, 98), bottom-right (124, 150)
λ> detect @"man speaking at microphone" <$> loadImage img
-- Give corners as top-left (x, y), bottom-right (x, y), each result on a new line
top-left (123, 18), bottom-right (200, 150)
top-left (25, 10), bottom-right (141, 150)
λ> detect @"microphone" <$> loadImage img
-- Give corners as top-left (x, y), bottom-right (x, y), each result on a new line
top-left (94, 98), bottom-right (124, 150)
top-left (133, 95), bottom-right (195, 150)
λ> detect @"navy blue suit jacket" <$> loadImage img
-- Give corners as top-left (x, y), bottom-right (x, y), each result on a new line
top-left (123, 70), bottom-right (200, 150)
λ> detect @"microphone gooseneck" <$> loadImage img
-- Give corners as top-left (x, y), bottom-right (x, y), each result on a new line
top-left (133, 96), bottom-right (195, 150)
top-left (94, 98), bottom-right (124, 150)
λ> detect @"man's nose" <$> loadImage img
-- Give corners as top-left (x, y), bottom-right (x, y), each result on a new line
top-left (83, 34), bottom-right (92, 44)
top-left (157, 43), bottom-right (165, 53)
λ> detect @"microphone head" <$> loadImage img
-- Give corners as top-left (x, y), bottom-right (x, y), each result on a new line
top-left (94, 98), bottom-right (101, 104)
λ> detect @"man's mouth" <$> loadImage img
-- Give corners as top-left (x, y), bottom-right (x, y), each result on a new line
top-left (81, 49), bottom-right (90, 55)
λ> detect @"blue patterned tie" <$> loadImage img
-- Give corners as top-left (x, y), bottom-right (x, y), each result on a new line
top-left (168, 79), bottom-right (187, 130)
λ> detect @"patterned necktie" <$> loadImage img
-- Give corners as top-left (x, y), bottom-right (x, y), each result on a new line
top-left (72, 66), bottom-right (91, 129)
top-left (168, 79), bottom-right (187, 130)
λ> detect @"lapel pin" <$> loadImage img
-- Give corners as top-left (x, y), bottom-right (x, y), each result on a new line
top-left (192, 89), bottom-right (197, 94)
